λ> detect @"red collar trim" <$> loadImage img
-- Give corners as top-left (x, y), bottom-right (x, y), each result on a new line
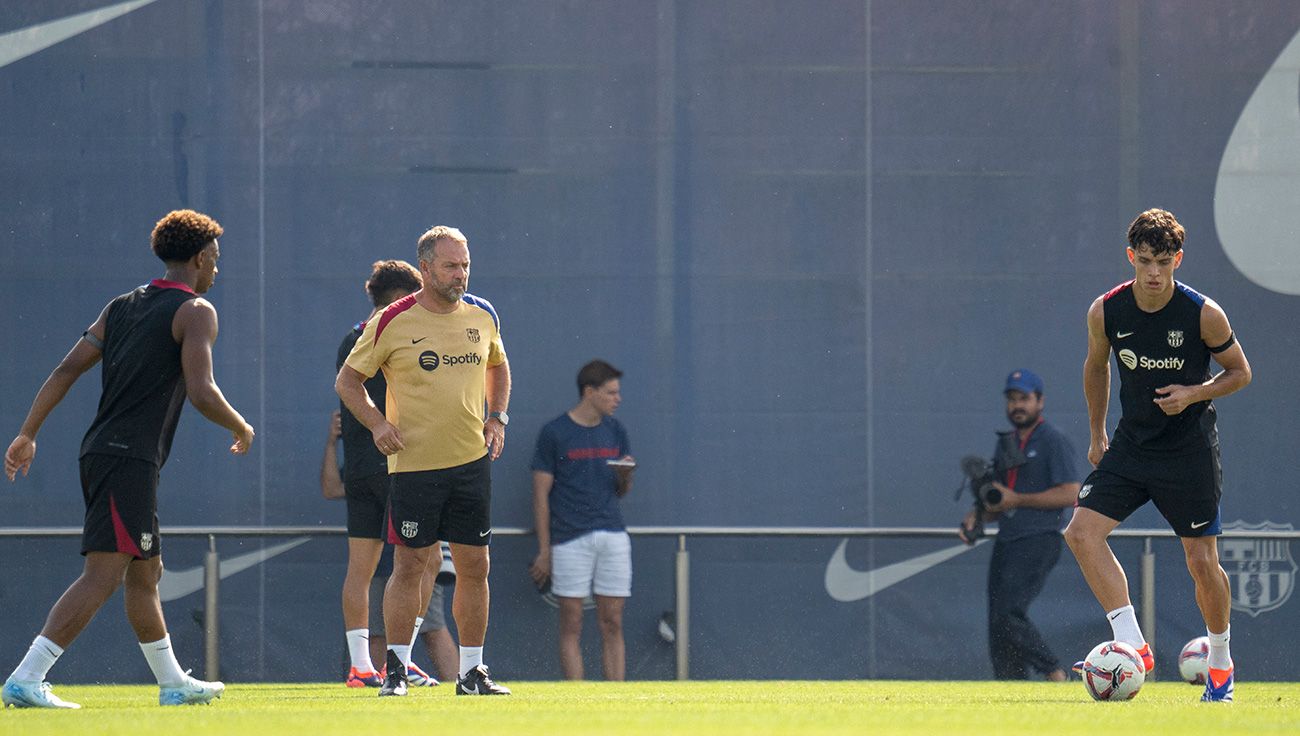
top-left (150, 278), bottom-right (197, 295)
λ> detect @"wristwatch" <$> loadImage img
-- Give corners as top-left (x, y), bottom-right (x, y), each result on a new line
top-left (488, 411), bottom-right (509, 426)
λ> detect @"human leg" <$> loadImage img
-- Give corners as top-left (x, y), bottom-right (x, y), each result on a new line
top-left (987, 535), bottom-right (1063, 679)
top-left (556, 596), bottom-right (585, 680)
top-left (594, 596), bottom-right (626, 681)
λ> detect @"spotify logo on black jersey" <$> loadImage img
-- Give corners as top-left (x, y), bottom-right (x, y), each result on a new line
top-left (419, 351), bottom-right (440, 371)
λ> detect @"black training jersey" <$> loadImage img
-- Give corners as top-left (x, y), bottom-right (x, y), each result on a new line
top-left (80, 280), bottom-right (199, 466)
top-left (1102, 280), bottom-right (1217, 456)
top-left (336, 323), bottom-right (388, 481)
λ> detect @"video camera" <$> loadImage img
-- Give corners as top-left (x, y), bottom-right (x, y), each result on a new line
top-left (955, 431), bottom-right (1028, 541)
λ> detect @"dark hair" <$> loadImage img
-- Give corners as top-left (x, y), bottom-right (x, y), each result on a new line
top-left (577, 359), bottom-right (623, 397)
top-left (365, 260), bottom-right (422, 307)
top-left (1127, 208), bottom-right (1185, 256)
top-left (150, 209), bottom-right (223, 263)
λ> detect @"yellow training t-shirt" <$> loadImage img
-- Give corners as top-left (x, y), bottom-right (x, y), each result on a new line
top-left (345, 292), bottom-right (506, 473)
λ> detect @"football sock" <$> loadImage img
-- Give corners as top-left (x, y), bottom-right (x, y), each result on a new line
top-left (389, 644), bottom-right (412, 670)
top-left (11, 635), bottom-right (63, 682)
top-left (460, 646), bottom-right (483, 677)
top-left (139, 634), bottom-right (187, 687)
top-left (410, 617), bottom-right (424, 648)
top-left (1208, 625), bottom-right (1232, 672)
top-left (1105, 604), bottom-right (1146, 647)
top-left (345, 629), bottom-right (373, 672)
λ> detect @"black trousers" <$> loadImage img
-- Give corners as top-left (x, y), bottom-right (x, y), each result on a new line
top-left (987, 532), bottom-right (1062, 679)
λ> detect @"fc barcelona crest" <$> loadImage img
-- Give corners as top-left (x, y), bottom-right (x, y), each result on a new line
top-left (466, 328), bottom-right (480, 343)
top-left (140, 533), bottom-right (153, 552)
top-left (401, 521), bottom-right (419, 539)
top-left (1221, 521), bottom-right (1296, 617)
top-left (1167, 330), bottom-right (1184, 348)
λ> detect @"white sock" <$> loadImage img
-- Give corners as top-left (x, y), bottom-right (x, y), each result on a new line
top-left (1105, 605), bottom-right (1146, 647)
top-left (459, 646), bottom-right (483, 677)
top-left (1208, 625), bottom-right (1232, 671)
top-left (11, 635), bottom-right (64, 682)
top-left (410, 617), bottom-right (424, 648)
top-left (139, 634), bottom-right (187, 687)
top-left (345, 629), bottom-right (373, 672)
top-left (389, 644), bottom-right (412, 669)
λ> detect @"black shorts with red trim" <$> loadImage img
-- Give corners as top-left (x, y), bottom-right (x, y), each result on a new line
top-left (387, 455), bottom-right (491, 548)
top-left (345, 472), bottom-right (389, 539)
top-left (79, 453), bottom-right (161, 559)
top-left (1078, 444), bottom-right (1223, 538)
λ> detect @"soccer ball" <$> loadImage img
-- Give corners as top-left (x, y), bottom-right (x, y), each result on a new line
top-left (1080, 641), bottom-right (1146, 701)
top-left (1178, 636), bottom-right (1210, 685)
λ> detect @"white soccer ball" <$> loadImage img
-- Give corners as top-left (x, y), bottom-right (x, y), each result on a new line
top-left (1178, 636), bottom-right (1210, 685)
top-left (1081, 641), bottom-right (1146, 701)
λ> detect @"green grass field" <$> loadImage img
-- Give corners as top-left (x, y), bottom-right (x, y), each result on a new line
top-left (3, 681), bottom-right (1298, 735)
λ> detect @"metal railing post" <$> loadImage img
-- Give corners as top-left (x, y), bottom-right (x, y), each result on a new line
top-left (204, 534), bottom-right (220, 681)
top-left (1140, 536), bottom-right (1155, 668)
top-left (675, 533), bottom-right (690, 681)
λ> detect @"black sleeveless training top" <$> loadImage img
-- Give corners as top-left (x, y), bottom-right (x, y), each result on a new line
top-left (80, 280), bottom-right (198, 467)
top-left (1101, 280), bottom-right (1217, 457)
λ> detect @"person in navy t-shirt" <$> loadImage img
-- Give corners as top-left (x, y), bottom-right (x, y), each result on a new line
top-left (529, 360), bottom-right (635, 680)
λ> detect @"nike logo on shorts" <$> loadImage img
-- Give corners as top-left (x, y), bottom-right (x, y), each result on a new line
top-left (1191, 520), bottom-right (1210, 529)
top-left (479, 530), bottom-right (491, 537)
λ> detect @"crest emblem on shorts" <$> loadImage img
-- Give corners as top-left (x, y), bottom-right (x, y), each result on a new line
top-left (466, 328), bottom-right (480, 344)
top-left (401, 521), bottom-right (419, 539)
top-left (140, 533), bottom-right (153, 552)
top-left (1078, 484), bottom-right (1091, 499)
top-left (1167, 330), bottom-right (1184, 348)
top-left (1220, 520), bottom-right (1296, 617)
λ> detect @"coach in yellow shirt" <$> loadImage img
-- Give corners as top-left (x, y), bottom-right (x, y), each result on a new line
top-left (337, 225), bottom-right (512, 697)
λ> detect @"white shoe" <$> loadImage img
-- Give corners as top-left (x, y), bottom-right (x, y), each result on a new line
top-left (2, 678), bottom-right (81, 709)
top-left (159, 672), bottom-right (225, 705)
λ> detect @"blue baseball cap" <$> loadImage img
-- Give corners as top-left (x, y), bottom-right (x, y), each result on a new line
top-left (1005, 369), bottom-right (1044, 395)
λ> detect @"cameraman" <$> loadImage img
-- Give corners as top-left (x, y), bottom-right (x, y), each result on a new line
top-left (958, 369), bottom-right (1079, 681)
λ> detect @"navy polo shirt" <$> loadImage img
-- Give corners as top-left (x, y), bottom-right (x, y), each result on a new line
top-left (994, 419), bottom-right (1078, 542)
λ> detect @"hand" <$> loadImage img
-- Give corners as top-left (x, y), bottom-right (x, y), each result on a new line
top-left (328, 410), bottom-right (342, 442)
top-left (1088, 431), bottom-right (1109, 467)
top-left (1153, 384), bottom-right (1198, 416)
top-left (484, 418), bottom-right (505, 461)
top-left (4, 435), bottom-right (35, 481)
top-left (957, 509), bottom-right (980, 545)
top-left (985, 482), bottom-right (1018, 513)
top-left (529, 549), bottom-right (551, 588)
top-left (231, 423), bottom-right (255, 455)
top-left (372, 421), bottom-right (404, 456)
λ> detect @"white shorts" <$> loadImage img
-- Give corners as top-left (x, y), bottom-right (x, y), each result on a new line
top-left (550, 530), bottom-right (632, 599)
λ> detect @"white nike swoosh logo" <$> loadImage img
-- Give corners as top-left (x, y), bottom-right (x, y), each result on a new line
top-left (1116, 331), bottom-right (1134, 339)
top-left (1191, 521), bottom-right (1211, 529)
top-left (1214, 27), bottom-right (1300, 295)
top-left (0, 0), bottom-right (160, 69)
top-left (159, 537), bottom-right (312, 602)
top-left (479, 530), bottom-right (491, 537)
top-left (824, 538), bottom-right (985, 602)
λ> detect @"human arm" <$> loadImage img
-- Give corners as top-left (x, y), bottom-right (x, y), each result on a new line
top-left (4, 307), bottom-right (108, 481)
top-left (1082, 297), bottom-right (1111, 466)
top-left (1153, 300), bottom-right (1252, 415)
top-left (612, 456), bottom-right (636, 497)
top-left (321, 410), bottom-right (344, 500)
top-left (177, 299), bottom-right (254, 454)
top-left (483, 358), bottom-right (511, 460)
top-left (529, 469), bottom-right (554, 587)
top-left (335, 364), bottom-right (403, 455)
top-left (986, 480), bottom-right (1080, 512)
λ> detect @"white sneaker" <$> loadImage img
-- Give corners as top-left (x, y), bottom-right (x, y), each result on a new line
top-left (159, 672), bottom-right (225, 706)
top-left (2, 678), bottom-right (81, 709)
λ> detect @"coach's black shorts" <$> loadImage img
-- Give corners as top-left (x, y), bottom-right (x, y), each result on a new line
top-left (1078, 445), bottom-right (1222, 537)
top-left (79, 453), bottom-right (161, 559)
top-left (345, 472), bottom-right (389, 539)
top-left (387, 455), bottom-right (491, 548)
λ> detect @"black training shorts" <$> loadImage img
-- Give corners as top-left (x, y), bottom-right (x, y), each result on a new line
top-left (386, 455), bottom-right (492, 548)
top-left (79, 453), bottom-right (161, 559)
top-left (345, 472), bottom-right (389, 539)
top-left (1078, 445), bottom-right (1223, 537)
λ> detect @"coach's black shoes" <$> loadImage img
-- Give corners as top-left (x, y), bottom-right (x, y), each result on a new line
top-left (378, 650), bottom-right (408, 697)
top-left (455, 665), bottom-right (511, 695)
